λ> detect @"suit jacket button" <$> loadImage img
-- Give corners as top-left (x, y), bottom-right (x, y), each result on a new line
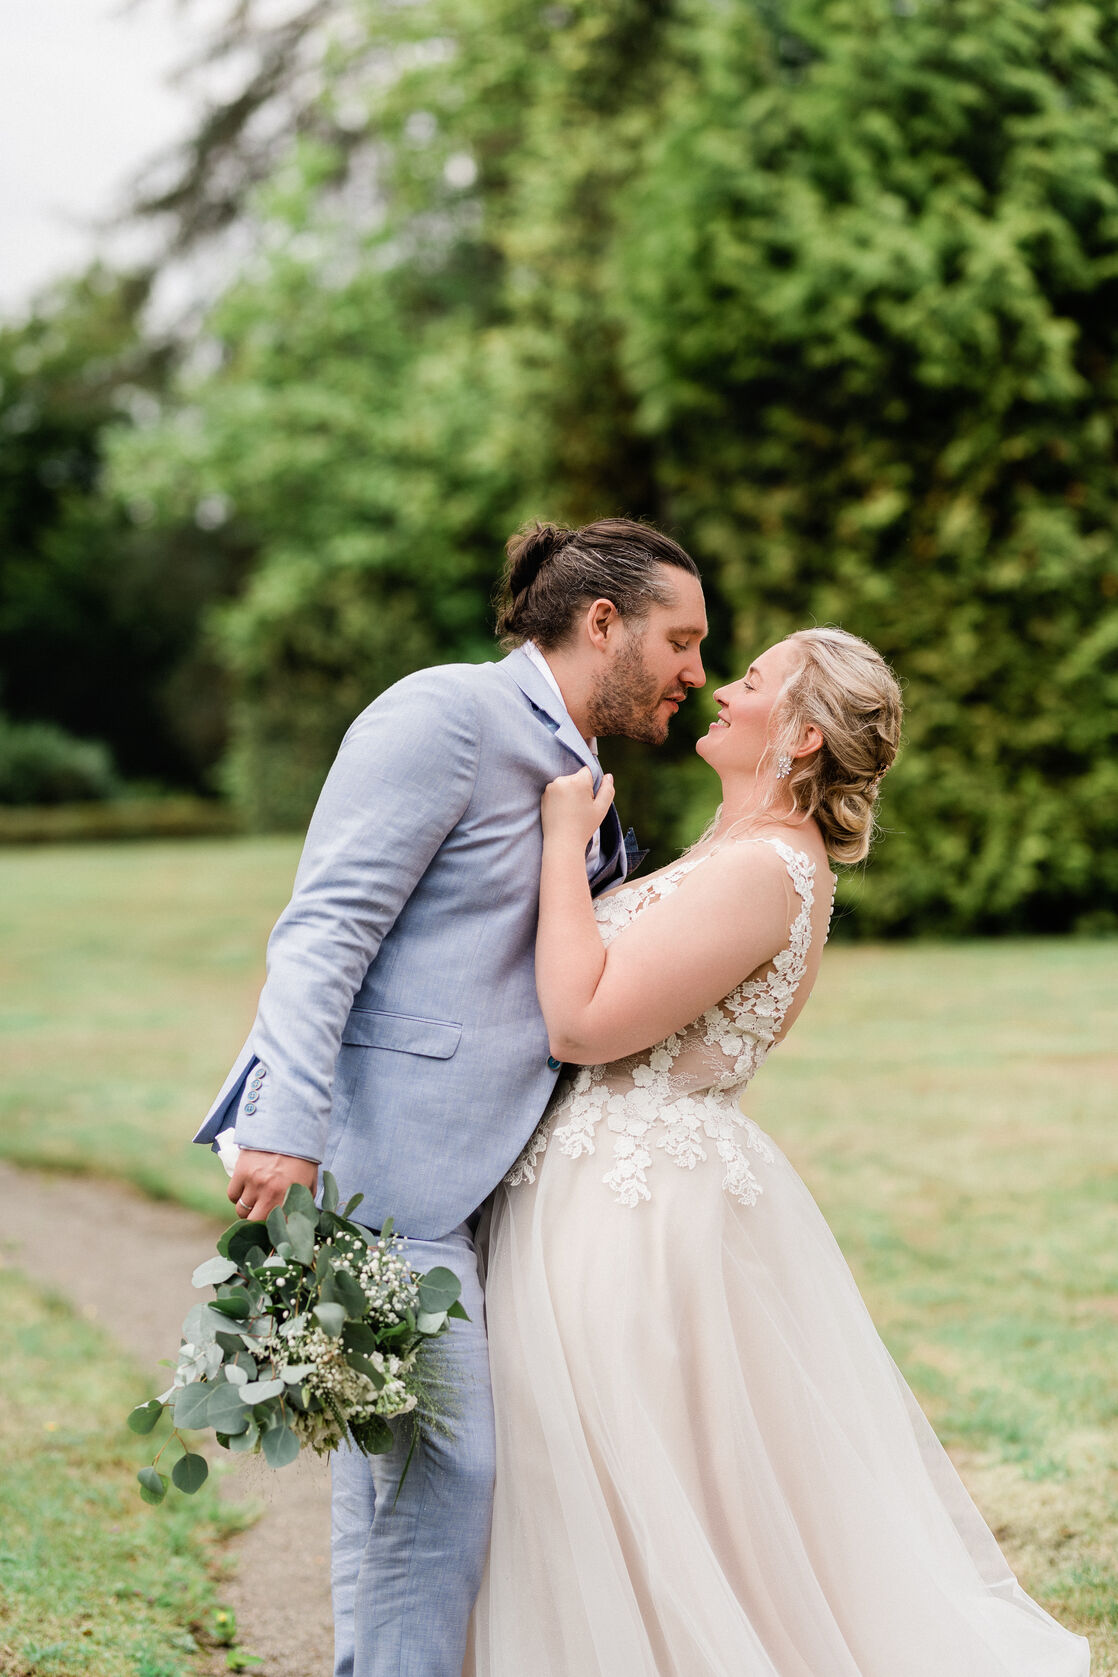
top-left (547, 1055), bottom-right (561, 1070)
top-left (244, 1101), bottom-right (258, 1114)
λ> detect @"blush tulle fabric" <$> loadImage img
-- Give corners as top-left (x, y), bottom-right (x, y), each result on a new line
top-left (465, 839), bottom-right (1090, 1677)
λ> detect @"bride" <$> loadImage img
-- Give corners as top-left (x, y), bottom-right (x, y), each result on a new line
top-left (466, 627), bottom-right (1089, 1676)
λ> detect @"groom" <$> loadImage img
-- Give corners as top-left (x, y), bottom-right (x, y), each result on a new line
top-left (195, 517), bottom-right (706, 1677)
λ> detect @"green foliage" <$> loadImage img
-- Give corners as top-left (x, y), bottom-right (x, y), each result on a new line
top-left (111, 0), bottom-right (1118, 929)
top-left (601, 0), bottom-right (1118, 932)
top-left (0, 794), bottom-right (239, 844)
top-left (0, 713), bottom-right (120, 804)
top-left (114, 233), bottom-right (521, 826)
top-left (0, 266), bottom-right (243, 788)
top-left (131, 1172), bottom-right (463, 1496)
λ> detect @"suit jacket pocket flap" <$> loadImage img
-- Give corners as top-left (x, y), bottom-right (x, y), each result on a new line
top-left (340, 1008), bottom-right (462, 1059)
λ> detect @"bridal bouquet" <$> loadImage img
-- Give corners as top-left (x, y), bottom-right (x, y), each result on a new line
top-left (127, 1173), bottom-right (464, 1504)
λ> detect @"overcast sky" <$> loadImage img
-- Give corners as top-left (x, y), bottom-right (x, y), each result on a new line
top-left (0, 0), bottom-right (210, 317)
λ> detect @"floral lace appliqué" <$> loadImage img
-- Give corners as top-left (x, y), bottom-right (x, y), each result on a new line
top-left (505, 838), bottom-right (828, 1209)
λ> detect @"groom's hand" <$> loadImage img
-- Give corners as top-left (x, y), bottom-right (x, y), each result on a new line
top-left (229, 1149), bottom-right (319, 1223)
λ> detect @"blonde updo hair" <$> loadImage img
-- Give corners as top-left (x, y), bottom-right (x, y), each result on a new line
top-left (764, 627), bottom-right (903, 865)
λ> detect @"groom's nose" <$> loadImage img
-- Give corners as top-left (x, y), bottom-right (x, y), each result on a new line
top-left (682, 648), bottom-right (706, 689)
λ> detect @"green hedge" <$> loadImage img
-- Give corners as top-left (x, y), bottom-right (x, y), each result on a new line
top-left (110, 0), bottom-right (1118, 933)
top-left (0, 796), bottom-right (240, 845)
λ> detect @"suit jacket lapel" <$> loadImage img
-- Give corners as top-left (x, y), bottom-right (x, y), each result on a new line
top-left (501, 646), bottom-right (604, 785)
top-left (591, 804), bottom-right (628, 894)
top-left (501, 646), bottom-right (629, 892)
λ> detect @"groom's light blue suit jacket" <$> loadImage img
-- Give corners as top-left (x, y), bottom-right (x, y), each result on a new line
top-left (193, 647), bottom-right (629, 1239)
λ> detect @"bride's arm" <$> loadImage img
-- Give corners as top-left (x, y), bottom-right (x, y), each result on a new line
top-left (536, 769), bottom-right (796, 1066)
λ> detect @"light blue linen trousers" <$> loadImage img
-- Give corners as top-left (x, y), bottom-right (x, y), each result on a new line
top-left (330, 1224), bottom-right (492, 1677)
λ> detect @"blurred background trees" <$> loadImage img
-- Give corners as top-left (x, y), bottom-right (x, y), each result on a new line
top-left (5, 0), bottom-right (1118, 933)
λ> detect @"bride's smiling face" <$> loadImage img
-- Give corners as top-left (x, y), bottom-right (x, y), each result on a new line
top-left (696, 640), bottom-right (803, 776)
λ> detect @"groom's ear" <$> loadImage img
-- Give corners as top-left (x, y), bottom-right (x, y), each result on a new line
top-left (585, 597), bottom-right (623, 652)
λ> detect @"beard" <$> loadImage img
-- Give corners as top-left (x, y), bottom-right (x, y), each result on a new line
top-left (587, 634), bottom-right (680, 744)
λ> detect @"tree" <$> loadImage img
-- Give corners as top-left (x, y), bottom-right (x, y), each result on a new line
top-left (602, 0), bottom-right (1118, 931)
top-left (0, 267), bottom-right (247, 785)
top-left (115, 0), bottom-right (1118, 932)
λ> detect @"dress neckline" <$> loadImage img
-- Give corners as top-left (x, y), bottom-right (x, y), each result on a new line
top-left (605, 835), bottom-right (834, 903)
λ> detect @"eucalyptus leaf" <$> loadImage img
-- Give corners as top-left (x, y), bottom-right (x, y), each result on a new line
top-left (283, 1181), bottom-right (316, 1220)
top-left (172, 1452), bottom-right (209, 1494)
top-left (137, 1466), bottom-right (168, 1505)
top-left (314, 1302), bottom-right (346, 1338)
top-left (210, 1290), bottom-right (252, 1320)
top-left (320, 1170), bottom-right (339, 1213)
top-left (417, 1268), bottom-right (461, 1316)
top-left (285, 1209), bottom-right (316, 1267)
top-left (342, 1322), bottom-right (377, 1354)
top-left (181, 1302), bottom-right (218, 1346)
top-left (207, 1383), bottom-right (251, 1435)
top-left (202, 1343), bottom-right (226, 1377)
top-left (265, 1207), bottom-right (289, 1250)
top-left (341, 1191), bottom-right (365, 1218)
top-left (360, 1415), bottom-right (395, 1454)
top-left (191, 1255), bottom-right (239, 1289)
top-left (415, 1309), bottom-right (447, 1335)
top-left (127, 1399), bottom-right (164, 1435)
top-left (218, 1220), bottom-right (269, 1265)
top-left (447, 1299), bottom-right (470, 1321)
top-left (228, 1420), bottom-right (260, 1454)
top-left (261, 1424), bottom-right (300, 1469)
top-left (331, 1268), bottom-right (367, 1318)
top-left (225, 1363), bottom-right (248, 1387)
top-left (280, 1364), bottom-right (315, 1383)
top-left (172, 1382), bottom-right (212, 1430)
top-left (238, 1378), bottom-right (284, 1404)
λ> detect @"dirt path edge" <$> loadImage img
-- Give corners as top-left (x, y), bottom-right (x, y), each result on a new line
top-left (0, 1160), bottom-right (333, 1677)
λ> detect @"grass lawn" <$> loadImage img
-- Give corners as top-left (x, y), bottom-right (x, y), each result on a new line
top-left (749, 935), bottom-right (1118, 1666)
top-left (0, 1266), bottom-right (242, 1677)
top-left (0, 838), bottom-right (301, 1216)
top-left (1, 838), bottom-right (1116, 1663)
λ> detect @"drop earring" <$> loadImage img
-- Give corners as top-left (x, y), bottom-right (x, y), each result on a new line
top-left (776, 754), bottom-right (793, 780)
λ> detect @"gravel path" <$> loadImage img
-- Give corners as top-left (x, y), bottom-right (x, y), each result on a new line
top-left (0, 1161), bottom-right (334, 1677)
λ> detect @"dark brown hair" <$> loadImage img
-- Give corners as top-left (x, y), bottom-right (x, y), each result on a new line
top-left (496, 517), bottom-right (700, 649)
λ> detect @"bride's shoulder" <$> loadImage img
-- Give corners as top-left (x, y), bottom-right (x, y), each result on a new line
top-left (726, 824), bottom-right (829, 878)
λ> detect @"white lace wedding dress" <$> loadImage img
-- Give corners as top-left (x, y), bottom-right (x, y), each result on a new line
top-left (464, 837), bottom-right (1090, 1677)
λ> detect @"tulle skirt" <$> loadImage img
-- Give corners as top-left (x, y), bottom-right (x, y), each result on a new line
top-left (465, 1117), bottom-right (1089, 1676)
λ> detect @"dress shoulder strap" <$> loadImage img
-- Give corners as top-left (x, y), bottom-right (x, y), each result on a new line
top-left (710, 834), bottom-right (817, 915)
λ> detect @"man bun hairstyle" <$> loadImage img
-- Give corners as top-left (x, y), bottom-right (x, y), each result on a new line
top-left (768, 627), bottom-right (903, 865)
top-left (496, 516), bottom-right (700, 649)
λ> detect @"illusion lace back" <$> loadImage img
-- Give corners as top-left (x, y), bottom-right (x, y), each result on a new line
top-left (466, 839), bottom-right (1090, 1677)
top-left (507, 838), bottom-right (819, 1209)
